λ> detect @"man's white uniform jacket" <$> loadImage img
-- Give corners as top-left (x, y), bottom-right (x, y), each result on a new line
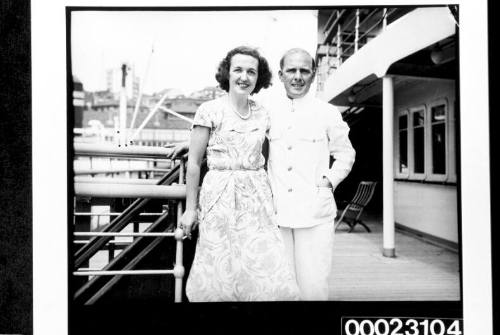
top-left (265, 95), bottom-right (356, 229)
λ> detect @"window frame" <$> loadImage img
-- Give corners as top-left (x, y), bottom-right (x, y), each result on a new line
top-left (395, 109), bottom-right (410, 179)
top-left (408, 105), bottom-right (427, 181)
top-left (394, 98), bottom-right (456, 183)
top-left (426, 98), bottom-right (449, 182)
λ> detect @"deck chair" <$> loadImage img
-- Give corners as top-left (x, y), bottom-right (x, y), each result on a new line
top-left (335, 181), bottom-right (377, 233)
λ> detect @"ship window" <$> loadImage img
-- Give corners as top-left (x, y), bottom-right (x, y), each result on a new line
top-left (396, 99), bottom-right (452, 182)
top-left (431, 104), bottom-right (446, 174)
top-left (412, 109), bottom-right (425, 174)
top-left (398, 114), bottom-right (408, 174)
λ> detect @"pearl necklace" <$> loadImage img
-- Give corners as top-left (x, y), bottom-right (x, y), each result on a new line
top-left (229, 98), bottom-right (252, 120)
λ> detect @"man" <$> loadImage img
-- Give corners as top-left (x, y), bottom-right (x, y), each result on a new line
top-left (264, 48), bottom-right (355, 300)
top-left (167, 48), bottom-right (355, 300)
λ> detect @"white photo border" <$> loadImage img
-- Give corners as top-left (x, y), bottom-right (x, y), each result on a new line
top-left (32, 1), bottom-right (491, 334)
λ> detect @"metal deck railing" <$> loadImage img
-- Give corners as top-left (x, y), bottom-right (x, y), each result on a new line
top-left (316, 8), bottom-right (413, 92)
top-left (72, 143), bottom-right (189, 303)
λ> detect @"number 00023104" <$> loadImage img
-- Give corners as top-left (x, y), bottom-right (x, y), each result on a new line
top-left (341, 318), bottom-right (463, 335)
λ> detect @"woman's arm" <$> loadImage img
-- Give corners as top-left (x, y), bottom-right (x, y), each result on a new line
top-left (180, 126), bottom-right (210, 238)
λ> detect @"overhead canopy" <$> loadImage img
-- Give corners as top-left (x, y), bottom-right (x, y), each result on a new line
top-left (318, 7), bottom-right (456, 103)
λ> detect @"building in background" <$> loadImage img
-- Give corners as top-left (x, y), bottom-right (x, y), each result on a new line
top-left (75, 85), bottom-right (225, 145)
top-left (73, 75), bottom-right (85, 128)
top-left (106, 63), bottom-right (140, 100)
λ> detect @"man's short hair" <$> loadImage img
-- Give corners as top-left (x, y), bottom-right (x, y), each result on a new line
top-left (215, 46), bottom-right (272, 95)
top-left (279, 48), bottom-right (316, 71)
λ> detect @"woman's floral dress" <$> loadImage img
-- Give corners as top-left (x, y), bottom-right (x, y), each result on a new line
top-left (185, 96), bottom-right (300, 302)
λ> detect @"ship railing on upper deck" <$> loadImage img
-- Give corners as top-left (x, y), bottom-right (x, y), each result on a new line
top-left (316, 7), bottom-right (413, 91)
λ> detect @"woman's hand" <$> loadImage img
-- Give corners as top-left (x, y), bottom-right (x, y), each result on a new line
top-left (165, 141), bottom-right (189, 159)
top-left (180, 209), bottom-right (198, 239)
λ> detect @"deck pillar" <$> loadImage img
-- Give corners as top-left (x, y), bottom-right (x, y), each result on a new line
top-left (382, 75), bottom-right (396, 257)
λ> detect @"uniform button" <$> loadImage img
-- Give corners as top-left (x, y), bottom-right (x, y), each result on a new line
top-left (287, 126), bottom-right (292, 130)
top-left (288, 166), bottom-right (292, 171)
top-left (287, 146), bottom-right (292, 150)
top-left (288, 188), bottom-right (293, 192)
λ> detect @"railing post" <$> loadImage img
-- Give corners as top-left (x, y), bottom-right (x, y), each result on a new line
top-left (336, 23), bottom-right (342, 65)
top-left (383, 8), bottom-right (388, 30)
top-left (133, 221), bottom-right (139, 241)
top-left (108, 241), bottom-right (115, 262)
top-left (355, 9), bottom-right (360, 52)
top-left (125, 158), bottom-right (131, 179)
top-left (173, 159), bottom-right (186, 302)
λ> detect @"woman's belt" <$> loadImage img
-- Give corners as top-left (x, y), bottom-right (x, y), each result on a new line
top-left (209, 163), bottom-right (262, 171)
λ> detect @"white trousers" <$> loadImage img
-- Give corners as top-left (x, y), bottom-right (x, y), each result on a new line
top-left (280, 222), bottom-right (334, 300)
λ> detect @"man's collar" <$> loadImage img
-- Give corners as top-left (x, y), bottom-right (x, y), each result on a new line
top-left (287, 95), bottom-right (309, 104)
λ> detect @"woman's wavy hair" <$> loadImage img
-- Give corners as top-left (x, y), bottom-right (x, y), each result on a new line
top-left (215, 46), bottom-right (272, 95)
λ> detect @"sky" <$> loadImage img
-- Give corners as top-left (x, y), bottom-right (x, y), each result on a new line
top-left (71, 10), bottom-right (318, 97)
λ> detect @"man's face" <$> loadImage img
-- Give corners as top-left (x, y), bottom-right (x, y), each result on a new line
top-left (278, 52), bottom-right (315, 99)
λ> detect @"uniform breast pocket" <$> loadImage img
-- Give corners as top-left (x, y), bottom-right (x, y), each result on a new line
top-left (313, 187), bottom-right (337, 219)
top-left (297, 132), bottom-right (325, 158)
top-left (297, 132), bottom-right (325, 144)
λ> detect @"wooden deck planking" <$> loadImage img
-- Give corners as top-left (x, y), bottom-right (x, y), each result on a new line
top-left (329, 217), bottom-right (460, 301)
top-left (82, 214), bottom-right (460, 301)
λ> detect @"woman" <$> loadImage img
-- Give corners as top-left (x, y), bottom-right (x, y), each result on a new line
top-left (181, 46), bottom-right (300, 302)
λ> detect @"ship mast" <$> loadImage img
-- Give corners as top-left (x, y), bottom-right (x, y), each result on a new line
top-left (119, 63), bottom-right (128, 146)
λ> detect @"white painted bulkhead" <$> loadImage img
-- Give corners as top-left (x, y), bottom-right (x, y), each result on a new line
top-left (394, 182), bottom-right (458, 243)
top-left (393, 79), bottom-right (458, 243)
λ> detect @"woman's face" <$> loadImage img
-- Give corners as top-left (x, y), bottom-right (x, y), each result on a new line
top-left (228, 53), bottom-right (259, 95)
